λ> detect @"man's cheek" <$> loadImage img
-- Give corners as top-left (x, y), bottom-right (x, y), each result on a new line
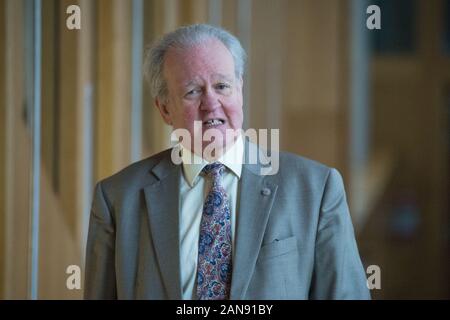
top-left (182, 109), bottom-right (197, 123)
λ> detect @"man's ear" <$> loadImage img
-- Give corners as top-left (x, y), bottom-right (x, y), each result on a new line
top-left (155, 98), bottom-right (173, 125)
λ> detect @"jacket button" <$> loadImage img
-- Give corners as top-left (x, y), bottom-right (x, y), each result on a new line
top-left (261, 188), bottom-right (271, 196)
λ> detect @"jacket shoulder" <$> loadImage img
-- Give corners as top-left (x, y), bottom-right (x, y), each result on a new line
top-left (274, 151), bottom-right (345, 193)
top-left (278, 151), bottom-right (331, 176)
top-left (97, 148), bottom-right (173, 193)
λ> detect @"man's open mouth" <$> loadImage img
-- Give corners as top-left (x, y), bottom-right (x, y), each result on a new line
top-left (203, 119), bottom-right (225, 127)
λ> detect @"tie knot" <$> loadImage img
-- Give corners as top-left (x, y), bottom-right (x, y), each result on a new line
top-left (202, 162), bottom-right (225, 184)
top-left (202, 162), bottom-right (224, 175)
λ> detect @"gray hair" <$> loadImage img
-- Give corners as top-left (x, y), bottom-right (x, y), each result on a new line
top-left (143, 24), bottom-right (247, 101)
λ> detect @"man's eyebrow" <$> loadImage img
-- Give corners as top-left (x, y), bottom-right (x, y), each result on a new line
top-left (182, 79), bottom-right (201, 88)
top-left (181, 74), bottom-right (235, 87)
top-left (212, 74), bottom-right (234, 82)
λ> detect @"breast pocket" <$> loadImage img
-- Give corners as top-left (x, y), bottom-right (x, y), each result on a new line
top-left (246, 236), bottom-right (301, 299)
top-left (257, 236), bottom-right (298, 261)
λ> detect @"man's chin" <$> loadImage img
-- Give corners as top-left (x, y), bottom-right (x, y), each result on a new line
top-left (199, 128), bottom-right (239, 160)
top-left (201, 140), bottom-right (227, 161)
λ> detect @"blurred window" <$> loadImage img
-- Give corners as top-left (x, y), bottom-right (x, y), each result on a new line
top-left (371, 0), bottom-right (417, 54)
top-left (444, 0), bottom-right (450, 53)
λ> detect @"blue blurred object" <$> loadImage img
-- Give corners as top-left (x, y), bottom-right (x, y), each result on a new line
top-left (389, 193), bottom-right (421, 239)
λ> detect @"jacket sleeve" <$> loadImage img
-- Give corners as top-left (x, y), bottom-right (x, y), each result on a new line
top-left (84, 181), bottom-right (117, 299)
top-left (309, 168), bottom-right (371, 300)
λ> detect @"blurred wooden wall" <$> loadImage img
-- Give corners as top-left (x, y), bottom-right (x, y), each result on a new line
top-left (357, 0), bottom-right (449, 299)
top-left (0, 0), bottom-right (6, 299)
top-left (2, 0), bottom-right (31, 299)
top-left (0, 0), bottom-right (377, 299)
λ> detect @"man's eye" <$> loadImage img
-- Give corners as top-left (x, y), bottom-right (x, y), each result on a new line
top-left (185, 89), bottom-right (201, 97)
top-left (216, 83), bottom-right (231, 90)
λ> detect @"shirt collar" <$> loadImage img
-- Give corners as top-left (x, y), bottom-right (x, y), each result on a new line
top-left (180, 134), bottom-right (243, 187)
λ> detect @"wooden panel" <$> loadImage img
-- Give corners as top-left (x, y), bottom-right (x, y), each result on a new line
top-left (96, 0), bottom-right (115, 180)
top-left (221, 0), bottom-right (237, 34)
top-left (248, 0), bottom-right (269, 130)
top-left (418, 0), bottom-right (448, 298)
top-left (141, 0), bottom-right (157, 158)
top-left (39, 168), bottom-right (82, 298)
top-left (284, 0), bottom-right (340, 112)
top-left (179, 0), bottom-right (208, 25)
top-left (248, 0), bottom-right (285, 130)
top-left (148, 0), bottom-right (180, 154)
top-left (0, 0), bottom-right (6, 299)
top-left (111, 0), bottom-right (132, 172)
top-left (75, 0), bottom-right (96, 249)
top-left (58, 0), bottom-right (80, 236)
top-left (41, 0), bottom-right (57, 192)
top-left (360, 0), bottom-right (449, 298)
top-left (96, 0), bottom-right (132, 181)
top-left (280, 0), bottom-right (347, 171)
top-left (3, 0), bottom-right (30, 298)
top-left (283, 108), bottom-right (343, 169)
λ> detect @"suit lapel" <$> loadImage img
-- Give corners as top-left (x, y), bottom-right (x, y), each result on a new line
top-left (143, 154), bottom-right (182, 299)
top-left (230, 140), bottom-right (278, 299)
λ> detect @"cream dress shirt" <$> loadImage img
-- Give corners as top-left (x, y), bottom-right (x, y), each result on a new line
top-left (178, 135), bottom-right (243, 300)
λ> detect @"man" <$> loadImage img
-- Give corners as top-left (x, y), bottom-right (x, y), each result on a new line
top-left (84, 24), bottom-right (370, 300)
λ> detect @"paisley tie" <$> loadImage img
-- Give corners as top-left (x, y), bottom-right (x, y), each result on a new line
top-left (196, 162), bottom-right (232, 300)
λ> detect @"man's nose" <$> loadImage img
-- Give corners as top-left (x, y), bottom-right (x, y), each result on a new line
top-left (200, 89), bottom-right (221, 111)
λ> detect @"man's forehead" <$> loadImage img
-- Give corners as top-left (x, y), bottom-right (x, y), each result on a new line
top-left (164, 39), bottom-right (233, 67)
top-left (168, 37), bottom-right (229, 55)
top-left (163, 42), bottom-right (236, 85)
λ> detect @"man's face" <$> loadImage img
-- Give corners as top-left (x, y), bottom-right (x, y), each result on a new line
top-left (155, 38), bottom-right (244, 156)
